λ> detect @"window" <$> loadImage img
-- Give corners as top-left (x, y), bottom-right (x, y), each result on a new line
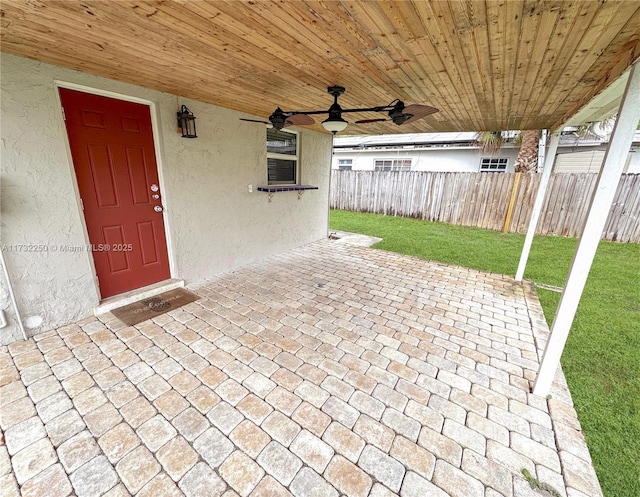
top-left (338, 159), bottom-right (353, 171)
top-left (480, 157), bottom-right (508, 172)
top-left (267, 128), bottom-right (298, 185)
top-left (374, 159), bottom-right (412, 171)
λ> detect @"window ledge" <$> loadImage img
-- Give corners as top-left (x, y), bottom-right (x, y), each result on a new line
top-left (257, 185), bottom-right (318, 193)
top-left (257, 185), bottom-right (318, 202)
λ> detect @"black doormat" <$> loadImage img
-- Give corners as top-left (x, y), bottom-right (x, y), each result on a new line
top-left (111, 288), bottom-right (200, 326)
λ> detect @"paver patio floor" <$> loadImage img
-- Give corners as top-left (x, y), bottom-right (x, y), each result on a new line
top-left (0, 240), bottom-right (602, 497)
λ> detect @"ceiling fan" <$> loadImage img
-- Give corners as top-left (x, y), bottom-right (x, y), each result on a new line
top-left (240, 86), bottom-right (438, 134)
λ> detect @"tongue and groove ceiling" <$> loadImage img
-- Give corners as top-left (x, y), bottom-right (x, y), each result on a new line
top-left (1, 0), bottom-right (639, 134)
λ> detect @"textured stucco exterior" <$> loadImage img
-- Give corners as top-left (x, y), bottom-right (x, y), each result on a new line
top-left (0, 54), bottom-right (332, 344)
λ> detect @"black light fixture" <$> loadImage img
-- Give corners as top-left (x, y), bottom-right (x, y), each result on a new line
top-left (239, 86), bottom-right (438, 134)
top-left (177, 104), bottom-right (197, 138)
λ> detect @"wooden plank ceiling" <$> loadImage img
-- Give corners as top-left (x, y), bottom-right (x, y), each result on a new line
top-left (2, 0), bottom-right (640, 135)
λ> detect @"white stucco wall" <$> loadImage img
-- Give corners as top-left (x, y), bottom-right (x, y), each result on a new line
top-left (1, 54), bottom-right (332, 344)
top-left (332, 147), bottom-right (520, 172)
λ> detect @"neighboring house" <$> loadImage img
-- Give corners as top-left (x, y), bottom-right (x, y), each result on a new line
top-left (333, 132), bottom-right (521, 173)
top-left (0, 54), bottom-right (332, 344)
top-left (332, 131), bottom-right (640, 173)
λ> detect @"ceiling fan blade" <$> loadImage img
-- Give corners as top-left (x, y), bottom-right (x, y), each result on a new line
top-left (240, 118), bottom-right (271, 124)
top-left (285, 114), bottom-right (315, 126)
top-left (355, 118), bottom-right (388, 124)
top-left (403, 104), bottom-right (439, 124)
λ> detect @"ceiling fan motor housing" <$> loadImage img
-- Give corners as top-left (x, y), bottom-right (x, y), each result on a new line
top-left (327, 86), bottom-right (346, 119)
top-left (389, 101), bottom-right (411, 125)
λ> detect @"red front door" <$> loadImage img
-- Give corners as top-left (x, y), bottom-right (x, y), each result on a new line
top-left (60, 88), bottom-right (171, 298)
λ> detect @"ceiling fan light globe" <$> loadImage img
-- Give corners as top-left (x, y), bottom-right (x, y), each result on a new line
top-left (322, 118), bottom-right (348, 133)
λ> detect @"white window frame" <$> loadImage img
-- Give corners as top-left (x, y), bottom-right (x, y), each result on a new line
top-left (480, 157), bottom-right (508, 172)
top-left (338, 159), bottom-right (353, 170)
top-left (267, 128), bottom-right (299, 185)
top-left (374, 158), bottom-right (412, 171)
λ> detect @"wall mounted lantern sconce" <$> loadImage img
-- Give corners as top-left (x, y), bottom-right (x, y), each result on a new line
top-left (177, 104), bottom-right (197, 138)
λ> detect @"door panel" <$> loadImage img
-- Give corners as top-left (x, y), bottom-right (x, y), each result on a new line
top-left (87, 144), bottom-right (119, 207)
top-left (125, 148), bottom-right (151, 205)
top-left (60, 88), bottom-right (170, 298)
top-left (138, 222), bottom-right (160, 265)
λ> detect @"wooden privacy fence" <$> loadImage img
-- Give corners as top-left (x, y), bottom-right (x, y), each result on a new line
top-left (330, 171), bottom-right (640, 243)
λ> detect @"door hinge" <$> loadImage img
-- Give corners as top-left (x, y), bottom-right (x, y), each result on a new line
top-left (61, 106), bottom-right (66, 121)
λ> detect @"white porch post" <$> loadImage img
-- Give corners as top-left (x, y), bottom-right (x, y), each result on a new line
top-left (537, 129), bottom-right (548, 173)
top-left (533, 63), bottom-right (640, 396)
top-left (515, 130), bottom-right (561, 281)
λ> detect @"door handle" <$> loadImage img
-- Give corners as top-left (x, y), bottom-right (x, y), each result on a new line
top-left (154, 206), bottom-right (163, 212)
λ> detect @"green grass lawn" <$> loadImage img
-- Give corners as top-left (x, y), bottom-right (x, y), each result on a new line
top-left (330, 209), bottom-right (640, 497)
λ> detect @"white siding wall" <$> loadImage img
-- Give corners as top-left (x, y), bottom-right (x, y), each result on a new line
top-left (627, 149), bottom-right (640, 173)
top-left (0, 54), bottom-right (332, 344)
top-left (554, 149), bottom-right (639, 173)
top-left (555, 151), bottom-right (606, 173)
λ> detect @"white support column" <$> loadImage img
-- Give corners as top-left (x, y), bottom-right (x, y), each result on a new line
top-left (515, 130), bottom-right (561, 281)
top-left (533, 63), bottom-right (640, 396)
top-left (538, 129), bottom-right (548, 173)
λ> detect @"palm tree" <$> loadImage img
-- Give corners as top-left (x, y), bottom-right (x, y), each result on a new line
top-left (476, 129), bottom-right (540, 173)
top-left (514, 130), bottom-right (540, 173)
top-left (476, 131), bottom-right (506, 154)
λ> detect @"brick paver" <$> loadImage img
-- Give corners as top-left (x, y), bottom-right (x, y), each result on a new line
top-left (0, 240), bottom-right (603, 496)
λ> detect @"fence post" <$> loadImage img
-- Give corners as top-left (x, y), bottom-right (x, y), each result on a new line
top-left (503, 173), bottom-right (522, 233)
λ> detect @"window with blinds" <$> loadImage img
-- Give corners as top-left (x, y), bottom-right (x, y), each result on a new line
top-left (374, 159), bottom-right (412, 171)
top-left (267, 128), bottom-right (299, 185)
